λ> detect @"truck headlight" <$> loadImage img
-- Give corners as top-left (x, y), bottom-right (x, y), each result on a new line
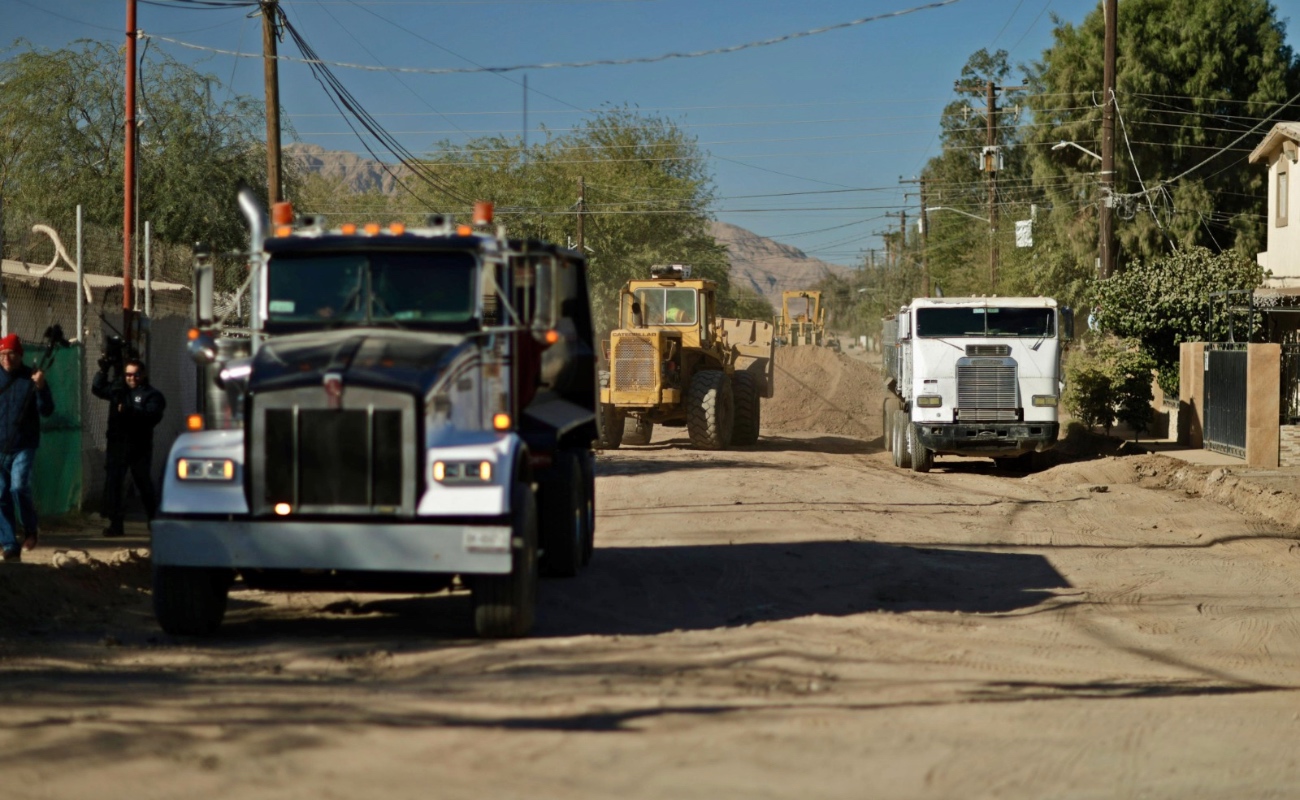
top-left (176, 458), bottom-right (235, 481)
top-left (432, 460), bottom-right (494, 484)
top-left (1032, 395), bottom-right (1059, 407)
top-left (916, 395), bottom-right (943, 408)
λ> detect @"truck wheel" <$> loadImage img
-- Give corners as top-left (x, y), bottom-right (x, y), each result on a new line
top-left (473, 482), bottom-right (539, 638)
top-left (539, 450), bottom-right (584, 578)
top-left (579, 450), bottom-right (595, 567)
top-left (908, 422), bottom-right (933, 473)
top-left (893, 410), bottom-right (913, 469)
top-left (622, 417), bottom-right (654, 446)
top-left (596, 403), bottom-right (624, 450)
top-left (153, 565), bottom-right (231, 636)
top-left (882, 397), bottom-right (901, 452)
top-left (686, 370), bottom-right (734, 450)
top-left (731, 371), bottom-right (761, 446)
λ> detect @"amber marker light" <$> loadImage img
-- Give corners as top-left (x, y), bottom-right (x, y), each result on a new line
top-left (544, 329), bottom-right (560, 345)
top-left (492, 413), bottom-right (512, 431)
top-left (275, 225), bottom-right (293, 238)
top-left (186, 414), bottom-right (204, 431)
top-left (364, 222), bottom-right (381, 235)
top-left (186, 328), bottom-right (200, 341)
top-left (274, 503), bottom-right (292, 516)
top-left (389, 222), bottom-right (406, 234)
top-left (340, 223), bottom-right (358, 235)
top-left (457, 224), bottom-right (473, 237)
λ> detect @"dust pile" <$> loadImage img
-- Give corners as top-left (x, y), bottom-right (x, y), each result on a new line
top-left (0, 548), bottom-right (151, 633)
top-left (762, 346), bottom-right (889, 439)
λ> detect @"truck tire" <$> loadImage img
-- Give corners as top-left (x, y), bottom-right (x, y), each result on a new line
top-left (596, 402), bottom-right (624, 450)
top-left (622, 417), bottom-right (654, 446)
top-left (579, 449), bottom-right (595, 567)
top-left (473, 482), bottom-right (539, 638)
top-left (153, 565), bottom-right (230, 636)
top-left (882, 397), bottom-right (901, 452)
top-left (908, 422), bottom-right (933, 473)
top-left (686, 369), bottom-right (734, 450)
top-left (539, 450), bottom-right (584, 578)
top-left (731, 370), bottom-right (761, 446)
top-left (893, 410), bottom-right (913, 469)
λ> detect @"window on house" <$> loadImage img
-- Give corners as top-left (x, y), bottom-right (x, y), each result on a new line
top-left (1279, 167), bottom-right (1290, 228)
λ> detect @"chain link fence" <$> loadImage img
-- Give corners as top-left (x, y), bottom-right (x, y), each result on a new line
top-left (0, 205), bottom-right (241, 520)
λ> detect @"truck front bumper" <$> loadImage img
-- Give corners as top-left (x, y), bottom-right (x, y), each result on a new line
top-left (151, 517), bottom-right (513, 575)
top-left (916, 422), bottom-right (1059, 456)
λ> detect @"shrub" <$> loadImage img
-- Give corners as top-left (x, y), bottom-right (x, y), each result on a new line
top-left (1063, 337), bottom-right (1156, 437)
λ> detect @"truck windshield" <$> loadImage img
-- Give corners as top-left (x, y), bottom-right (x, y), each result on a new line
top-left (634, 287), bottom-right (697, 326)
top-left (266, 251), bottom-right (477, 329)
top-left (916, 307), bottom-right (1055, 338)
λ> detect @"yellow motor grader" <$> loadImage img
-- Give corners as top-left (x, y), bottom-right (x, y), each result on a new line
top-left (776, 290), bottom-right (827, 347)
top-left (598, 264), bottom-right (774, 450)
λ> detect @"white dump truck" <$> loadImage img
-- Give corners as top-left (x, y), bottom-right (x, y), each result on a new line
top-left (881, 296), bottom-right (1073, 472)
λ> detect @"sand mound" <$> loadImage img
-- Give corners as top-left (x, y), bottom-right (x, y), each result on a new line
top-left (763, 347), bottom-right (889, 439)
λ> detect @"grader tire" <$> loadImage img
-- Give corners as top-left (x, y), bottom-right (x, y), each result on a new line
top-left (686, 370), bottom-right (734, 450)
top-left (731, 371), bottom-right (761, 446)
top-left (622, 417), bottom-right (654, 446)
top-left (596, 403), bottom-right (624, 450)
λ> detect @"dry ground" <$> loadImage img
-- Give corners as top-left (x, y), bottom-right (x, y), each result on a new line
top-left (3, 346), bottom-right (1300, 799)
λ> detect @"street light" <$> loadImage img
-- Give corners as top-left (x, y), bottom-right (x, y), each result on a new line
top-left (925, 206), bottom-right (990, 224)
top-left (1051, 140), bottom-right (1102, 162)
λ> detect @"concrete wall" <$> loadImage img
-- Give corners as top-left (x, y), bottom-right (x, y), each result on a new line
top-left (1178, 342), bottom-right (1205, 447)
top-left (1246, 343), bottom-right (1281, 468)
top-left (1281, 425), bottom-right (1300, 467)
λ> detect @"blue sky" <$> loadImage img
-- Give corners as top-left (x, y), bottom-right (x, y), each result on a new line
top-left (8, 1), bottom-right (1298, 266)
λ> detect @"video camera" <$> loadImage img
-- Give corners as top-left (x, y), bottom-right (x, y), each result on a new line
top-left (97, 335), bottom-right (139, 376)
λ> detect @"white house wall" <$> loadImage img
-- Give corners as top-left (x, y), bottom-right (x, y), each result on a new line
top-left (1261, 150), bottom-right (1300, 286)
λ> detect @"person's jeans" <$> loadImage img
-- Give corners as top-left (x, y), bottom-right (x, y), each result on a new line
top-left (0, 449), bottom-right (38, 553)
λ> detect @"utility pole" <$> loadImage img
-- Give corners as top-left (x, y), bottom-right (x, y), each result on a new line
top-left (956, 77), bottom-right (1027, 293)
top-left (576, 176), bottom-right (585, 251)
top-left (1099, 0), bottom-right (1118, 280)
top-left (123, 0), bottom-right (138, 346)
top-left (900, 176), bottom-right (929, 297)
top-left (262, 1), bottom-right (284, 204)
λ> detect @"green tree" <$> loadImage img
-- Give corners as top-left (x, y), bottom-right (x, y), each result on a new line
top-left (1092, 245), bottom-right (1264, 395)
top-left (0, 41), bottom-right (279, 265)
top-left (1025, 0), bottom-right (1300, 272)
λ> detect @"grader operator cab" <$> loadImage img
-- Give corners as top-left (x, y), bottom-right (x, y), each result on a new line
top-left (776, 290), bottom-right (831, 348)
top-left (599, 264), bottom-right (774, 450)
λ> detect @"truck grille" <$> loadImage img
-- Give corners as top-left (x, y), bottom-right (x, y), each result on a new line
top-left (956, 358), bottom-right (1018, 420)
top-left (252, 387), bottom-right (416, 515)
top-left (613, 335), bottom-right (658, 391)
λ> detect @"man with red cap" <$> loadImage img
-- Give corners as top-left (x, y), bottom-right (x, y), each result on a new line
top-left (0, 334), bottom-right (55, 562)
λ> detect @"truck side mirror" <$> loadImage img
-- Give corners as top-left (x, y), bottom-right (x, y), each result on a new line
top-left (1060, 307), bottom-right (1075, 341)
top-left (194, 243), bottom-right (215, 327)
top-left (897, 312), bottom-right (911, 340)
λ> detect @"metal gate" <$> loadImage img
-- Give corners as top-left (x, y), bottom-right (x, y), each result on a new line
top-left (1203, 345), bottom-right (1247, 459)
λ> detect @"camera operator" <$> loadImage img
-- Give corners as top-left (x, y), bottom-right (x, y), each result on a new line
top-left (92, 347), bottom-right (166, 538)
top-left (0, 334), bottom-right (54, 562)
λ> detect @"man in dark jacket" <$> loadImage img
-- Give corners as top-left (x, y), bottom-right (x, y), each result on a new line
top-left (93, 358), bottom-right (166, 538)
top-left (0, 334), bottom-right (55, 562)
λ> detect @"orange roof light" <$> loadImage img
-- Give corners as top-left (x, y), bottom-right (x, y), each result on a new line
top-left (271, 201), bottom-right (294, 226)
top-left (473, 201), bottom-right (494, 226)
top-left (186, 414), bottom-right (204, 431)
top-left (389, 222), bottom-right (406, 235)
top-left (364, 222), bottom-right (381, 235)
top-left (340, 223), bottom-right (357, 235)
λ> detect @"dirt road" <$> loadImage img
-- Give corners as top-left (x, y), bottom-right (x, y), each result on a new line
top-left (4, 347), bottom-right (1300, 799)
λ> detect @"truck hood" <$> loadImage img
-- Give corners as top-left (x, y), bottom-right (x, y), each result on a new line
top-left (248, 328), bottom-right (473, 396)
